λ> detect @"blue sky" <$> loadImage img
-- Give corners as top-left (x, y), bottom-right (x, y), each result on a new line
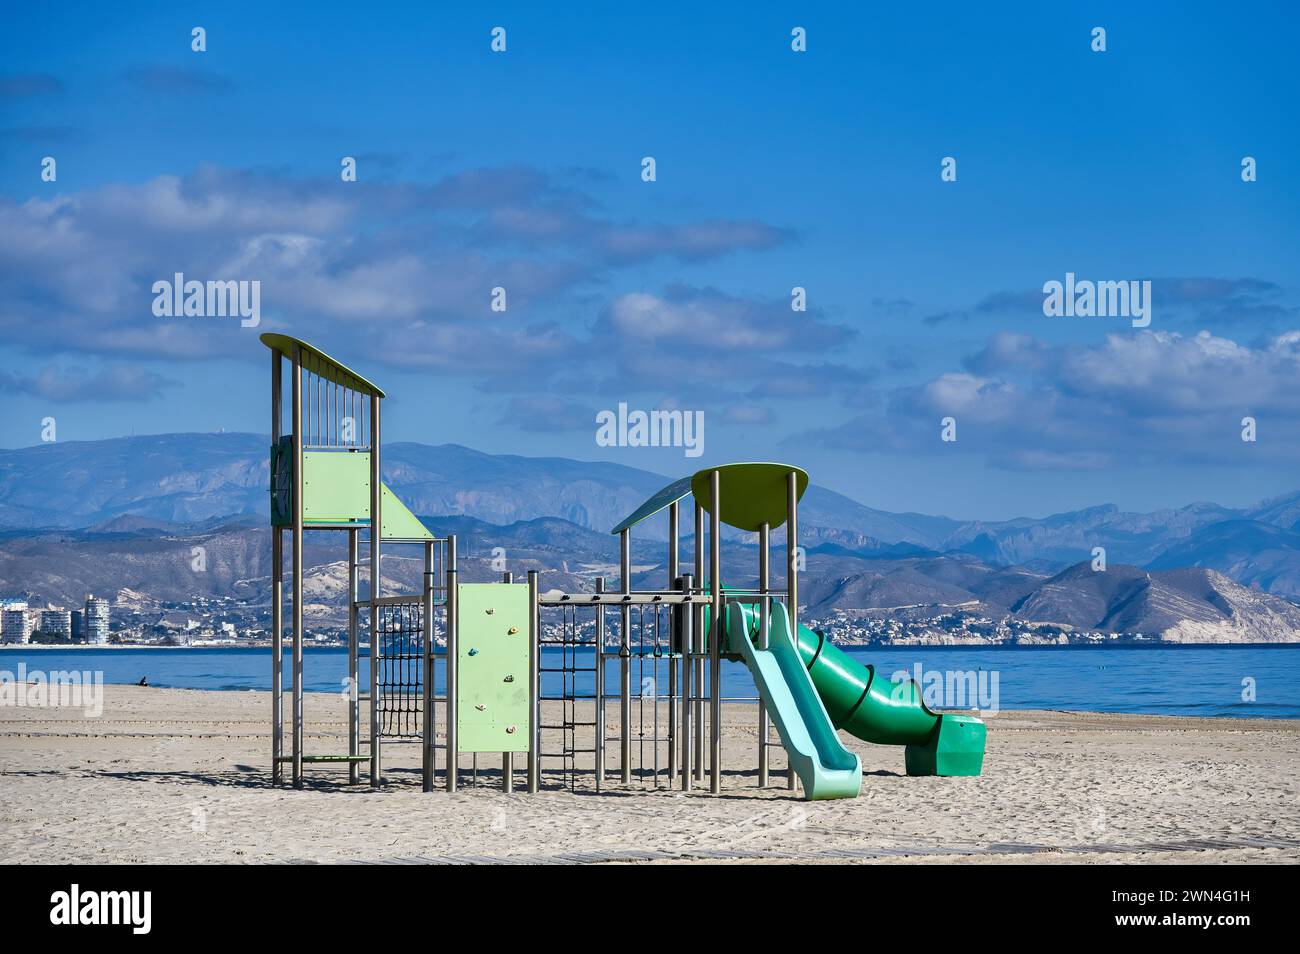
top-left (2, 2), bottom-right (1299, 519)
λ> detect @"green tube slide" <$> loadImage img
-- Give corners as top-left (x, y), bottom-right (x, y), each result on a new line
top-left (730, 603), bottom-right (986, 782)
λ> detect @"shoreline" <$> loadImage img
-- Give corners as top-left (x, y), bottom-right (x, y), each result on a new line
top-left (6, 641), bottom-right (1300, 650)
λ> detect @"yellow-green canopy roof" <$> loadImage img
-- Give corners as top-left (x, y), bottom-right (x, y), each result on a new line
top-left (690, 462), bottom-right (808, 532)
top-left (260, 333), bottom-right (385, 398)
top-left (611, 462), bottom-right (811, 535)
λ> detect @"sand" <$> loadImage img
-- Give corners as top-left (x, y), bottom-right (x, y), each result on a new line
top-left (2, 685), bottom-right (1298, 864)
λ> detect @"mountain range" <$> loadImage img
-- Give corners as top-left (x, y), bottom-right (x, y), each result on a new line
top-left (3, 433), bottom-right (1300, 642)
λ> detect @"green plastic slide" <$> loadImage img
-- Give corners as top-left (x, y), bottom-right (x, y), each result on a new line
top-left (724, 602), bottom-right (863, 799)
top-left (790, 619), bottom-right (986, 777)
top-left (730, 602), bottom-right (987, 782)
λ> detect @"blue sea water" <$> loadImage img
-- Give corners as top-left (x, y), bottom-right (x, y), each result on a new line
top-left (2, 644), bottom-right (1298, 718)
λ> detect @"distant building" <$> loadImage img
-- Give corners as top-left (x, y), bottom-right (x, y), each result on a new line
top-left (84, 595), bottom-right (110, 645)
top-left (71, 610), bottom-right (85, 643)
top-left (40, 609), bottom-right (73, 642)
top-left (1, 602), bottom-right (32, 644)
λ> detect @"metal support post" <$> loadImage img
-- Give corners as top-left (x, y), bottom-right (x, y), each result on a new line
top-left (445, 535), bottom-right (458, 792)
top-left (291, 346), bottom-right (304, 789)
top-left (759, 521), bottom-right (770, 788)
top-left (710, 469), bottom-right (722, 795)
top-left (527, 569), bottom-right (540, 793)
top-left (594, 576), bottom-right (606, 789)
top-left (787, 471), bottom-right (799, 793)
top-left (368, 394), bottom-right (382, 787)
top-left (348, 528), bottom-right (360, 784)
top-left (667, 501), bottom-right (679, 781)
top-left (619, 528), bottom-right (632, 784)
top-left (680, 573), bottom-right (693, 792)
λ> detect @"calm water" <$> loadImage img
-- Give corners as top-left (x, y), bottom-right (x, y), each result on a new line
top-left (3, 644), bottom-right (1298, 718)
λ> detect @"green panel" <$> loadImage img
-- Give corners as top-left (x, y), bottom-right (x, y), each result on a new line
top-left (380, 484), bottom-right (433, 540)
top-left (690, 462), bottom-right (809, 532)
top-left (456, 583), bottom-right (530, 753)
top-left (302, 451), bottom-right (371, 523)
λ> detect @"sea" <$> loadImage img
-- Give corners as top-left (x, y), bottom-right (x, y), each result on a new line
top-left (3, 644), bottom-right (1298, 719)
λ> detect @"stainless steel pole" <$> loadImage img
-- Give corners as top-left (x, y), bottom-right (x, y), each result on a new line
top-left (502, 570), bottom-right (513, 793)
top-left (710, 469), bottom-right (722, 795)
top-left (527, 569), bottom-right (540, 793)
top-left (422, 541), bottom-right (435, 792)
top-left (758, 521), bottom-right (770, 788)
top-left (693, 502), bottom-right (705, 782)
top-left (667, 501), bottom-right (679, 782)
top-left (291, 346), bottom-right (304, 789)
top-left (445, 535), bottom-right (458, 792)
top-left (348, 528), bottom-right (360, 785)
top-left (619, 528), bottom-right (631, 784)
top-left (594, 576), bottom-right (606, 790)
top-left (368, 394), bottom-right (382, 787)
top-left (787, 471), bottom-right (799, 793)
top-left (270, 350), bottom-right (282, 786)
top-left (680, 573), bottom-right (692, 792)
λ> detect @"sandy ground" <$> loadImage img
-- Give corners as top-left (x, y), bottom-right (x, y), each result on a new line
top-left (2, 685), bottom-right (1298, 864)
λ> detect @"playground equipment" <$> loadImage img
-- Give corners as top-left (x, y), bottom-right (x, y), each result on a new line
top-left (263, 334), bottom-right (985, 798)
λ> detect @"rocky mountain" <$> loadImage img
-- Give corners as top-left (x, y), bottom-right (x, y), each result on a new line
top-left (5, 433), bottom-right (1300, 638)
top-left (1010, 562), bottom-right (1300, 642)
top-left (2, 516), bottom-right (1298, 641)
top-left (1147, 520), bottom-right (1300, 598)
top-left (0, 434), bottom-right (669, 535)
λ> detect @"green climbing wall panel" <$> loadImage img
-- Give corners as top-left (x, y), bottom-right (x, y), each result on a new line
top-left (456, 583), bottom-right (530, 754)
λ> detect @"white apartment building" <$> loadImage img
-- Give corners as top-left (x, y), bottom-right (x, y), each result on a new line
top-left (40, 609), bottom-right (73, 641)
top-left (1, 601), bottom-right (32, 644)
top-left (84, 595), bottom-right (110, 645)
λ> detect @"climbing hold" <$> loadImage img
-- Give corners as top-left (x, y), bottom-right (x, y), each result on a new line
top-left (475, 703), bottom-right (486, 711)
top-left (503, 675), bottom-right (514, 682)
top-left (468, 647), bottom-right (479, 656)
top-left (506, 725), bottom-right (516, 734)
top-left (507, 626), bottom-right (519, 635)
top-left (486, 608), bottom-right (494, 614)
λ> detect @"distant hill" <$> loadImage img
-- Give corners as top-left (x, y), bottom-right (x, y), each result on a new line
top-left (2, 517), bottom-right (1298, 641)
top-left (1011, 562), bottom-right (1300, 642)
top-left (6, 432), bottom-right (1300, 613)
top-left (1147, 520), bottom-right (1300, 598)
top-left (0, 434), bottom-right (669, 535)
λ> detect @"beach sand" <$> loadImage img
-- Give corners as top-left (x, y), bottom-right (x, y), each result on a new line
top-left (2, 685), bottom-right (1298, 864)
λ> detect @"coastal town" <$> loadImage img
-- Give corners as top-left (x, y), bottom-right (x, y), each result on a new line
top-left (0, 589), bottom-right (1143, 648)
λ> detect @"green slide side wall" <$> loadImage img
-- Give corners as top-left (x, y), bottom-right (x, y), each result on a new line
top-left (724, 604), bottom-right (861, 800)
